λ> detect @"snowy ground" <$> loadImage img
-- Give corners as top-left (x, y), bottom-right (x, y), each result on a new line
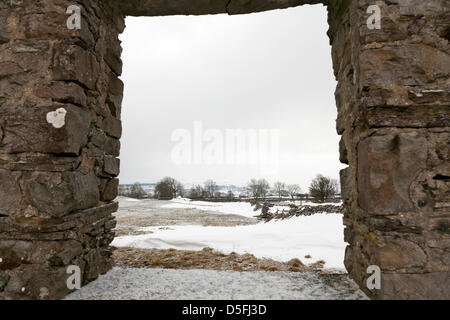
top-left (113, 197), bottom-right (346, 270)
top-left (64, 197), bottom-right (369, 300)
top-left (161, 198), bottom-right (260, 218)
top-left (65, 267), bottom-right (367, 300)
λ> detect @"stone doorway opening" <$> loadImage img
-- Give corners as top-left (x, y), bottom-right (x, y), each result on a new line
top-left (110, 4), bottom-right (351, 293)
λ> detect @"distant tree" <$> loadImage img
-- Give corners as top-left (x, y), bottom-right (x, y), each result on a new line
top-left (118, 185), bottom-right (129, 197)
top-left (226, 190), bottom-right (234, 199)
top-left (273, 181), bottom-right (286, 200)
top-left (188, 185), bottom-right (201, 199)
top-left (287, 184), bottom-right (301, 201)
top-left (129, 182), bottom-right (146, 199)
top-left (176, 182), bottom-right (185, 197)
top-left (309, 175), bottom-right (338, 202)
top-left (246, 179), bottom-right (259, 199)
top-left (246, 178), bottom-right (270, 200)
top-left (154, 177), bottom-right (181, 199)
top-left (204, 179), bottom-right (218, 198)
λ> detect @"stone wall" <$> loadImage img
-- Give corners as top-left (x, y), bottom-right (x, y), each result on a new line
top-left (0, 0), bottom-right (124, 299)
top-left (0, 0), bottom-right (448, 299)
top-left (328, 0), bottom-right (450, 299)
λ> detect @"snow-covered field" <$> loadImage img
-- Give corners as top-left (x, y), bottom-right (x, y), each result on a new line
top-left (65, 267), bottom-right (367, 300)
top-left (161, 197), bottom-right (260, 218)
top-left (113, 197), bottom-right (347, 270)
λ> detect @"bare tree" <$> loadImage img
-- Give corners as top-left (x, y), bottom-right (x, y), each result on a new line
top-left (246, 178), bottom-right (270, 200)
top-left (273, 181), bottom-right (286, 200)
top-left (287, 184), bottom-right (301, 201)
top-left (309, 174), bottom-right (338, 202)
top-left (176, 182), bottom-right (185, 197)
top-left (154, 177), bottom-right (181, 199)
top-left (204, 179), bottom-right (218, 198)
top-left (196, 185), bottom-right (206, 198)
top-left (129, 182), bottom-right (146, 199)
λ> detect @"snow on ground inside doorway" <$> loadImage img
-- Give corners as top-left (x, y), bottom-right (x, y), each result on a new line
top-left (64, 267), bottom-right (368, 300)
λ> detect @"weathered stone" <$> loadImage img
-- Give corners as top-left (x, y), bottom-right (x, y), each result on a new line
top-left (360, 44), bottom-right (450, 88)
top-left (4, 264), bottom-right (70, 300)
top-left (120, 0), bottom-right (229, 16)
top-left (368, 216), bottom-right (423, 234)
top-left (103, 155), bottom-right (120, 176)
top-left (380, 272), bottom-right (450, 300)
top-left (0, 62), bottom-right (24, 79)
top-left (104, 45), bottom-right (123, 76)
top-left (0, 271), bottom-right (9, 292)
top-left (90, 128), bottom-right (120, 156)
top-left (101, 116), bottom-right (122, 139)
top-left (35, 82), bottom-right (87, 107)
top-left (0, 202), bottom-right (118, 236)
top-left (107, 71), bottom-right (124, 96)
top-left (0, 104), bottom-right (90, 155)
top-left (0, 153), bottom-right (80, 172)
top-left (17, 170), bottom-right (100, 219)
top-left (357, 132), bottom-right (428, 215)
top-left (0, 169), bottom-right (21, 217)
top-left (0, 240), bottom-right (33, 270)
top-left (339, 167), bottom-right (351, 202)
top-left (366, 106), bottom-right (450, 128)
top-left (101, 178), bottom-right (119, 201)
top-left (23, 12), bottom-right (95, 50)
top-left (378, 238), bottom-right (427, 270)
top-left (0, 14), bottom-right (9, 44)
top-left (106, 91), bottom-right (123, 117)
top-left (12, 40), bottom-right (49, 53)
top-left (121, 0), bottom-right (325, 16)
top-left (339, 136), bottom-right (348, 164)
top-left (52, 44), bottom-right (99, 90)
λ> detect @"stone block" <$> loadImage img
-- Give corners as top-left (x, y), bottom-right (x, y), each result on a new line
top-left (339, 136), bottom-right (348, 164)
top-left (378, 238), bottom-right (427, 270)
top-left (0, 13), bottom-right (9, 44)
top-left (340, 167), bottom-right (352, 202)
top-left (101, 116), bottom-right (122, 139)
top-left (1, 170), bottom-right (100, 220)
top-left (380, 272), bottom-right (450, 300)
top-left (103, 155), bottom-right (120, 176)
top-left (52, 44), bottom-right (99, 90)
top-left (35, 82), bottom-right (87, 107)
top-left (360, 45), bottom-right (450, 88)
top-left (0, 104), bottom-right (90, 155)
top-left (100, 178), bottom-right (119, 201)
top-left (90, 128), bottom-right (120, 156)
top-left (0, 61), bottom-right (25, 79)
top-left (0, 169), bottom-right (21, 217)
top-left (357, 132), bottom-right (428, 214)
top-left (23, 11), bottom-right (95, 49)
top-left (4, 264), bottom-right (70, 300)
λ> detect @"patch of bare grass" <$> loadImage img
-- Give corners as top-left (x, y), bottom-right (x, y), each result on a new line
top-left (113, 247), bottom-right (326, 272)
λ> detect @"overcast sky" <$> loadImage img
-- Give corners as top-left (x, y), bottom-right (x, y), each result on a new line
top-left (118, 5), bottom-right (345, 191)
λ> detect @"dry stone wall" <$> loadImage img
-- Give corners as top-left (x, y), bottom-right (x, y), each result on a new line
top-left (0, 0), bottom-right (124, 299)
top-left (0, 0), bottom-right (448, 299)
top-left (328, 0), bottom-right (450, 299)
